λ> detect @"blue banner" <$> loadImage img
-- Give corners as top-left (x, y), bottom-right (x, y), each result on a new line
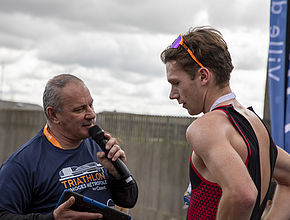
top-left (268, 0), bottom-right (289, 150)
top-left (285, 57), bottom-right (290, 152)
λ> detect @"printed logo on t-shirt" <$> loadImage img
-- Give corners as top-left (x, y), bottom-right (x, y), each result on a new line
top-left (58, 162), bottom-right (108, 192)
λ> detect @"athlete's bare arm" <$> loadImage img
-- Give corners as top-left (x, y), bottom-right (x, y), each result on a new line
top-left (186, 112), bottom-right (257, 220)
top-left (263, 146), bottom-right (290, 220)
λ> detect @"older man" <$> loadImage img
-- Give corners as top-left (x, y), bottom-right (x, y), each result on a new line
top-left (0, 74), bottom-right (138, 220)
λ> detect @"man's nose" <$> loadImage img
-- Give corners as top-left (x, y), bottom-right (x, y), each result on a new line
top-left (169, 87), bottom-right (179, 100)
top-left (85, 106), bottom-right (96, 119)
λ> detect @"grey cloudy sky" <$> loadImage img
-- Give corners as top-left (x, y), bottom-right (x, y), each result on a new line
top-left (0, 0), bottom-right (270, 117)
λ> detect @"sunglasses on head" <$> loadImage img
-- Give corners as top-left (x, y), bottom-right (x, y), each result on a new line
top-left (170, 34), bottom-right (204, 68)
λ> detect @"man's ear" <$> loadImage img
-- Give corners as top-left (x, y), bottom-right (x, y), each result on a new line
top-left (46, 107), bottom-right (60, 124)
top-left (198, 68), bottom-right (211, 85)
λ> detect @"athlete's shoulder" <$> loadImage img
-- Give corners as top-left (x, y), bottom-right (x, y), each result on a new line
top-left (187, 110), bottom-right (230, 133)
top-left (186, 110), bottom-right (232, 152)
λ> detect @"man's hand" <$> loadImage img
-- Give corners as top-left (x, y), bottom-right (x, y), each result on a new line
top-left (53, 196), bottom-right (103, 220)
top-left (97, 133), bottom-right (127, 179)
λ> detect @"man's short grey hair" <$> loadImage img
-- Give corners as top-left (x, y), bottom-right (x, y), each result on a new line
top-left (43, 74), bottom-right (84, 120)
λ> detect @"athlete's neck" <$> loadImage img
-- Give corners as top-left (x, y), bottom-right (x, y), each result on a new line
top-left (204, 87), bottom-right (234, 113)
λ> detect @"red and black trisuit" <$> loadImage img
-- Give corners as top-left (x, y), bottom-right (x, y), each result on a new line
top-left (187, 105), bottom-right (277, 220)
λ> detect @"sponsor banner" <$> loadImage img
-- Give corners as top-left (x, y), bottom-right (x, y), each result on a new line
top-left (268, 0), bottom-right (289, 150)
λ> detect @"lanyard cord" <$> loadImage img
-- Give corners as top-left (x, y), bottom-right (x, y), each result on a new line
top-left (43, 123), bottom-right (64, 149)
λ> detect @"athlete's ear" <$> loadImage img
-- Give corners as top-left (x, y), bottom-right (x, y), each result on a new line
top-left (198, 68), bottom-right (211, 85)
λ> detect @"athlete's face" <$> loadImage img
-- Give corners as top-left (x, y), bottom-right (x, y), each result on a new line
top-left (166, 61), bottom-right (204, 115)
top-left (56, 82), bottom-right (96, 141)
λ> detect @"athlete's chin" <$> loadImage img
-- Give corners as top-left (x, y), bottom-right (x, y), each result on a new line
top-left (183, 106), bottom-right (194, 115)
top-left (187, 109), bottom-right (200, 116)
top-left (186, 108), bottom-right (193, 114)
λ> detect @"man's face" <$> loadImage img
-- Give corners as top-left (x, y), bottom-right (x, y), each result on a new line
top-left (166, 61), bottom-right (204, 115)
top-left (55, 81), bottom-right (96, 141)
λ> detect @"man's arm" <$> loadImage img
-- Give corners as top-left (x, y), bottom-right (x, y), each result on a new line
top-left (0, 197), bottom-right (103, 220)
top-left (0, 161), bottom-right (53, 220)
top-left (97, 132), bottom-right (138, 208)
top-left (263, 147), bottom-right (290, 220)
top-left (186, 114), bottom-right (257, 220)
top-left (109, 175), bottom-right (138, 208)
top-left (0, 207), bottom-right (53, 220)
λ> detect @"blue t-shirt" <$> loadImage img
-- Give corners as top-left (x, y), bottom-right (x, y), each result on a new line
top-left (0, 128), bottom-right (114, 214)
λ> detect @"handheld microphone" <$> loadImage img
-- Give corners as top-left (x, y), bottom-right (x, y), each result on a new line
top-left (89, 125), bottom-right (133, 183)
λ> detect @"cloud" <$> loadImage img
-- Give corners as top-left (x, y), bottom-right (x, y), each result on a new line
top-left (0, 0), bottom-right (271, 117)
top-left (37, 32), bottom-right (164, 78)
top-left (205, 0), bottom-right (270, 30)
top-left (223, 29), bottom-right (269, 71)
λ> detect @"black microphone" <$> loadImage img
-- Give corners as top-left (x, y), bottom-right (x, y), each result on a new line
top-left (89, 125), bottom-right (133, 183)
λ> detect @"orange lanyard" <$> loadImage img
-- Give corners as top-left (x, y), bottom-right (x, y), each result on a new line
top-left (43, 123), bottom-right (64, 149)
